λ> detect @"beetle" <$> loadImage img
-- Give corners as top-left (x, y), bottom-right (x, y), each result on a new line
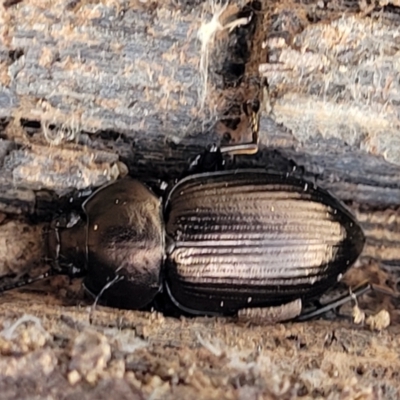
top-left (45, 155), bottom-right (365, 322)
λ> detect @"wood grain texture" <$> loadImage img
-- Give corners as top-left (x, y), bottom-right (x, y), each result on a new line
top-left (260, 1), bottom-right (400, 206)
top-left (0, 0), bottom-right (400, 397)
top-left (0, 0), bottom-right (260, 139)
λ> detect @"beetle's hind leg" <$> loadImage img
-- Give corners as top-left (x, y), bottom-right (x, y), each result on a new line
top-left (237, 299), bottom-right (302, 324)
top-left (296, 282), bottom-right (398, 322)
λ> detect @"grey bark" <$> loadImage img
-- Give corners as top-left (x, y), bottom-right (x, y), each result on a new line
top-left (0, 0), bottom-right (400, 397)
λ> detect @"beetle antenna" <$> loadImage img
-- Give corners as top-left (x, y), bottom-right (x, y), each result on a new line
top-left (91, 275), bottom-right (124, 310)
top-left (296, 282), bottom-right (399, 321)
top-left (88, 273), bottom-right (124, 323)
top-left (0, 270), bottom-right (52, 294)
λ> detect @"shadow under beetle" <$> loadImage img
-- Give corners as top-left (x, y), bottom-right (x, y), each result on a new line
top-left (43, 143), bottom-right (366, 323)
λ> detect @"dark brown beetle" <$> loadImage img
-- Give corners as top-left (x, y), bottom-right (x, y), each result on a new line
top-left (47, 166), bottom-right (365, 322)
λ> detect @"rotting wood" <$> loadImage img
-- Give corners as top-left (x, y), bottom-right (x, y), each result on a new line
top-left (0, 0), bottom-right (398, 205)
top-left (0, 0), bottom-right (400, 398)
top-left (0, 0), bottom-right (399, 201)
top-left (0, 218), bottom-right (45, 277)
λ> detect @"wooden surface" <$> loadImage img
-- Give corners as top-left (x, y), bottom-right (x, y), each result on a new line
top-left (0, 286), bottom-right (400, 399)
top-left (0, 0), bottom-right (400, 399)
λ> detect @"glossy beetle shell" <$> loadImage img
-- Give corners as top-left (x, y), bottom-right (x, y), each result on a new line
top-left (81, 179), bottom-right (164, 309)
top-left (52, 170), bottom-right (364, 315)
top-left (164, 170), bottom-right (365, 315)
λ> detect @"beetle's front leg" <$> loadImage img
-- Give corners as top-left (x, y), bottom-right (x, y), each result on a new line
top-left (237, 299), bottom-right (303, 324)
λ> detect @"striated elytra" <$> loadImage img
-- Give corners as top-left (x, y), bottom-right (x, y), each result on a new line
top-left (48, 169), bottom-right (365, 319)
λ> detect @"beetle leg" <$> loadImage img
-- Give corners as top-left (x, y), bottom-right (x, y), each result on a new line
top-left (51, 188), bottom-right (94, 219)
top-left (67, 188), bottom-right (94, 205)
top-left (189, 98), bottom-right (260, 175)
top-left (220, 99), bottom-right (260, 157)
top-left (0, 270), bottom-right (52, 294)
top-left (187, 98), bottom-right (260, 175)
top-left (296, 282), bottom-right (398, 321)
top-left (88, 273), bottom-right (125, 314)
top-left (219, 142), bottom-right (259, 156)
top-left (237, 299), bottom-right (302, 324)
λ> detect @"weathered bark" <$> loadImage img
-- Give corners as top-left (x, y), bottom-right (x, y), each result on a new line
top-left (260, 1), bottom-right (400, 206)
top-left (0, 0), bottom-right (265, 185)
top-left (1, 0), bottom-right (400, 398)
top-left (0, 0), bottom-right (399, 199)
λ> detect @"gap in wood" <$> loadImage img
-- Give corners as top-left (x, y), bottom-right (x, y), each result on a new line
top-left (199, 0), bottom-right (265, 147)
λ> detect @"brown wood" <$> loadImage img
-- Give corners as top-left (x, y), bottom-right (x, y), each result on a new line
top-left (1, 0), bottom-right (400, 398)
top-left (0, 287), bottom-right (400, 399)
